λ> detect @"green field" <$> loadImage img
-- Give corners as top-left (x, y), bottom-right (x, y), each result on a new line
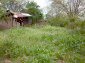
top-left (0, 25), bottom-right (85, 63)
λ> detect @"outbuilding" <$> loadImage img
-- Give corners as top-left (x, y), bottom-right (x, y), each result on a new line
top-left (6, 10), bottom-right (32, 26)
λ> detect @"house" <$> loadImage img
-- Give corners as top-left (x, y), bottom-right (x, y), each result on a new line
top-left (6, 10), bottom-right (32, 26)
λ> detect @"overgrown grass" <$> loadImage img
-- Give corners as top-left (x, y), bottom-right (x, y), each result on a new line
top-left (0, 25), bottom-right (85, 63)
top-left (47, 16), bottom-right (85, 34)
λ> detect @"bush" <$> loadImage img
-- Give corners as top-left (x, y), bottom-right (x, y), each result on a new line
top-left (26, 2), bottom-right (43, 24)
top-left (47, 16), bottom-right (69, 27)
top-left (66, 20), bottom-right (85, 34)
top-left (47, 16), bottom-right (85, 34)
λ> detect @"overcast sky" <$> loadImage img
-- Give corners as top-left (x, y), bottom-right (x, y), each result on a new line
top-left (33, 0), bottom-right (50, 8)
top-left (27, 0), bottom-right (51, 14)
top-left (33, 0), bottom-right (51, 14)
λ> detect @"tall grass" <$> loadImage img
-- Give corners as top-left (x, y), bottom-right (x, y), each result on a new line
top-left (47, 16), bottom-right (85, 34)
top-left (0, 25), bottom-right (85, 63)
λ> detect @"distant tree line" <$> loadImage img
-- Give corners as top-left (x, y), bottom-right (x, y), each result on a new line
top-left (46, 0), bottom-right (85, 34)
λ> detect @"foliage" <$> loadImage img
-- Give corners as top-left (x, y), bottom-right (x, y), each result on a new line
top-left (47, 16), bottom-right (69, 27)
top-left (0, 8), bottom-right (9, 22)
top-left (47, 15), bottom-right (85, 34)
top-left (0, 0), bottom-right (43, 24)
top-left (46, 0), bottom-right (85, 35)
top-left (0, 9), bottom-right (5, 20)
top-left (26, 2), bottom-right (43, 24)
top-left (70, 20), bottom-right (85, 34)
top-left (0, 0), bottom-right (25, 22)
top-left (0, 25), bottom-right (85, 63)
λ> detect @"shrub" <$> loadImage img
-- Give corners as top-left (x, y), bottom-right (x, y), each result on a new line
top-left (47, 16), bottom-right (85, 34)
top-left (47, 16), bottom-right (69, 27)
top-left (66, 20), bottom-right (85, 34)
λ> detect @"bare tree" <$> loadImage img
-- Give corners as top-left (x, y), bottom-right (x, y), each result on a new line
top-left (0, 0), bottom-right (27, 12)
top-left (49, 0), bottom-right (85, 19)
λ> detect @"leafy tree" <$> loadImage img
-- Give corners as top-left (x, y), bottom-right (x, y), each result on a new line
top-left (0, 5), bottom-right (9, 22)
top-left (26, 2), bottom-right (43, 24)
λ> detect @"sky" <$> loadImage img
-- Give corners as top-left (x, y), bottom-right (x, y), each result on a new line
top-left (33, 0), bottom-right (50, 8)
top-left (28, 0), bottom-right (51, 14)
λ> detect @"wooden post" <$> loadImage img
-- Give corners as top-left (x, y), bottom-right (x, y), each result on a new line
top-left (11, 17), bottom-right (14, 27)
top-left (20, 19), bottom-right (22, 26)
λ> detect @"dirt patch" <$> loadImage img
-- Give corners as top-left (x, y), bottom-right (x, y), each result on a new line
top-left (0, 58), bottom-right (12, 63)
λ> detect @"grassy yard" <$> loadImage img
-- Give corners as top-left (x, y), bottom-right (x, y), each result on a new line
top-left (0, 25), bottom-right (85, 63)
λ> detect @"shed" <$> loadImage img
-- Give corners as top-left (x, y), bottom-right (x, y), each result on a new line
top-left (6, 10), bottom-right (32, 26)
top-left (13, 12), bottom-right (32, 26)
